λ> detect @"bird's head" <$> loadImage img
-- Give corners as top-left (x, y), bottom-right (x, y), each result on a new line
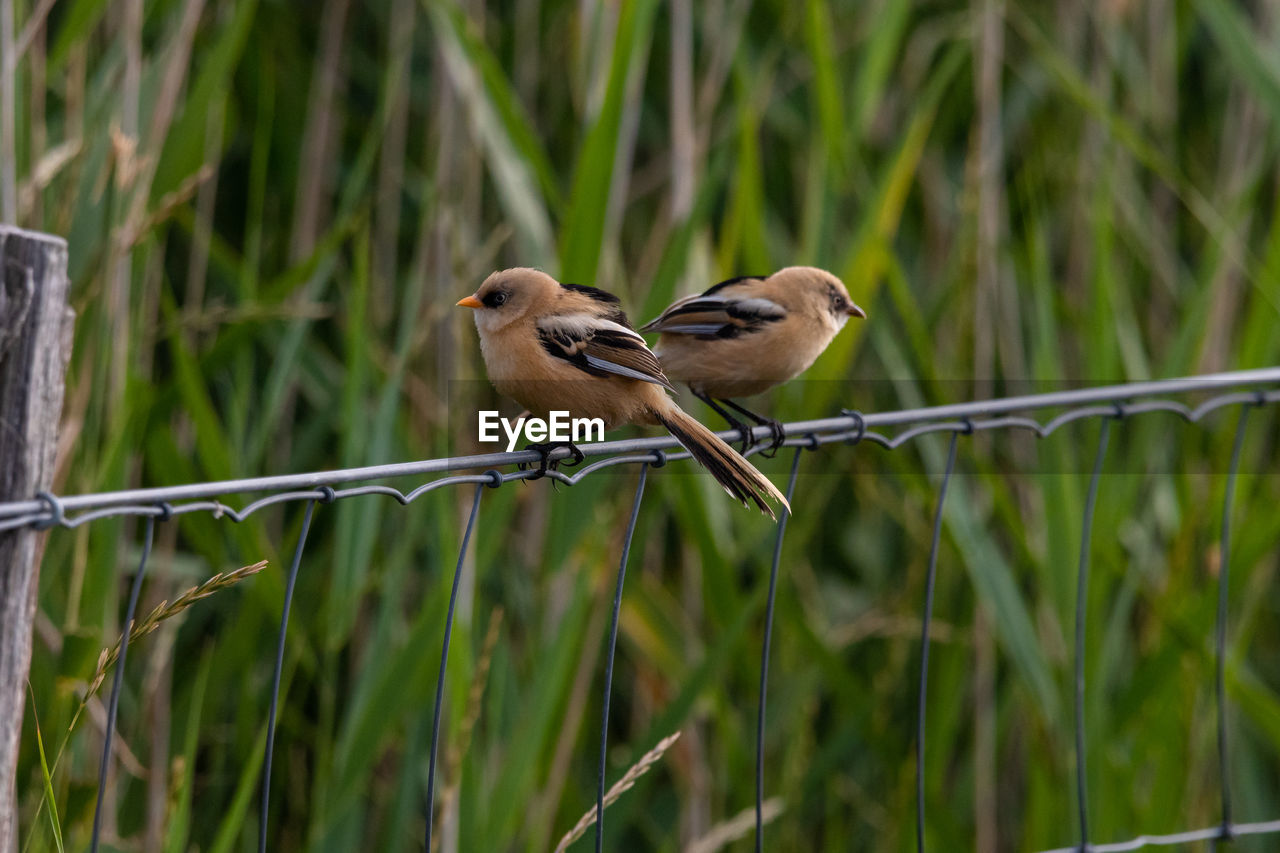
top-left (457, 268), bottom-right (559, 333)
top-left (770, 266), bottom-right (866, 331)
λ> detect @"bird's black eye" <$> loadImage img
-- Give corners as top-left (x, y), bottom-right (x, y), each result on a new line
top-left (483, 290), bottom-right (509, 308)
top-left (827, 286), bottom-right (845, 313)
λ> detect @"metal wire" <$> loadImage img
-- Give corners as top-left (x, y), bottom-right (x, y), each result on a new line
top-left (1215, 402), bottom-right (1253, 838)
top-left (755, 443), bottom-right (806, 852)
top-left (1073, 415), bottom-right (1113, 850)
top-left (916, 430), bottom-right (961, 853)
top-left (425, 481), bottom-right (487, 852)
top-left (4, 368), bottom-right (1278, 528)
top-left (595, 463), bottom-right (650, 853)
top-left (18, 371), bottom-right (1280, 852)
top-left (1037, 818), bottom-right (1280, 853)
top-left (259, 499), bottom-right (317, 853)
top-left (90, 515), bottom-right (155, 853)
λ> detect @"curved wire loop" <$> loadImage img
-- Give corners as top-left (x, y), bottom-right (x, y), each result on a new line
top-left (840, 409), bottom-right (866, 445)
top-left (425, 482), bottom-right (487, 851)
top-left (755, 446), bottom-right (805, 852)
top-left (916, 431), bottom-right (961, 853)
top-left (595, 463), bottom-right (650, 853)
top-left (90, 515), bottom-right (157, 853)
top-left (33, 490), bottom-right (64, 530)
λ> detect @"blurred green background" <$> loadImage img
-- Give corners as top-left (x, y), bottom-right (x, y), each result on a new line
top-left (9, 0), bottom-right (1280, 850)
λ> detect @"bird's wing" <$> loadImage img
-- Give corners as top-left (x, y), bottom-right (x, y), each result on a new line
top-left (639, 280), bottom-right (786, 339)
top-left (538, 313), bottom-right (675, 389)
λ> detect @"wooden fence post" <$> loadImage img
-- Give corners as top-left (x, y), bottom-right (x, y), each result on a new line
top-left (0, 226), bottom-right (73, 851)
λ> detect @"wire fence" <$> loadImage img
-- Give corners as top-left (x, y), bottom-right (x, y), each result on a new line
top-left (6, 366), bottom-right (1280, 851)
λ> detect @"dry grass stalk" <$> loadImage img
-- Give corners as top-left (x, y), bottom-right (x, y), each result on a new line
top-left (552, 731), bottom-right (682, 853)
top-left (686, 797), bottom-right (785, 853)
top-left (126, 162), bottom-right (216, 246)
top-left (68, 560), bottom-right (268, 734)
top-left (18, 137), bottom-right (81, 216)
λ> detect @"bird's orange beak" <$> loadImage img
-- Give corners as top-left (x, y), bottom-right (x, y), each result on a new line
top-left (847, 303), bottom-right (867, 319)
top-left (456, 295), bottom-right (483, 309)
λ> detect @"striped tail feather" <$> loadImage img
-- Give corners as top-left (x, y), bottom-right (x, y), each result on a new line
top-left (652, 404), bottom-right (790, 519)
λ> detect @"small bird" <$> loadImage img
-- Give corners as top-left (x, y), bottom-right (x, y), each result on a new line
top-left (641, 266), bottom-right (866, 453)
top-left (457, 268), bottom-right (789, 518)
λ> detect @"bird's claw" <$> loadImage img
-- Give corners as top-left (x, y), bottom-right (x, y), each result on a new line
top-left (757, 419), bottom-right (786, 458)
top-left (725, 417), bottom-right (754, 454)
top-left (728, 417), bottom-right (785, 457)
top-left (518, 441), bottom-right (585, 480)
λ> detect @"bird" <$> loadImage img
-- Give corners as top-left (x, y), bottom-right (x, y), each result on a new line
top-left (456, 268), bottom-right (790, 518)
top-left (640, 266), bottom-right (866, 454)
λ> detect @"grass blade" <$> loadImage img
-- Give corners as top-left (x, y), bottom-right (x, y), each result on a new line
top-left (558, 0), bottom-right (659, 282)
top-left (29, 689), bottom-right (65, 853)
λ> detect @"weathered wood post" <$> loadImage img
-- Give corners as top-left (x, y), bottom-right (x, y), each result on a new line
top-left (0, 226), bottom-right (73, 851)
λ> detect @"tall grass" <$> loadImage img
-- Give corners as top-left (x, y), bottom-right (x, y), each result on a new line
top-left (10, 0), bottom-right (1280, 850)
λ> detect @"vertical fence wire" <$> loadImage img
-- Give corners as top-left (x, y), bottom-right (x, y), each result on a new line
top-left (90, 514), bottom-right (157, 853)
top-left (258, 499), bottom-right (318, 853)
top-left (595, 463), bottom-right (650, 853)
top-left (425, 481), bottom-right (486, 852)
top-left (916, 431), bottom-right (961, 853)
top-left (755, 444), bottom-right (806, 852)
top-left (19, 383), bottom-right (1280, 853)
top-left (1074, 416), bottom-right (1113, 850)
top-left (1215, 403), bottom-right (1253, 840)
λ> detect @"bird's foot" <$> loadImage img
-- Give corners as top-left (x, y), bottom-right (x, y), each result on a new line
top-left (518, 441), bottom-right (585, 480)
top-left (715, 398), bottom-right (785, 457)
top-left (756, 418), bottom-right (786, 458)
top-left (723, 415), bottom-right (785, 457)
top-left (722, 416), bottom-right (754, 454)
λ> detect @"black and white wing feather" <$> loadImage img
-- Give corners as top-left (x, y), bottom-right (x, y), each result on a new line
top-left (538, 314), bottom-right (675, 389)
top-left (640, 277), bottom-right (785, 339)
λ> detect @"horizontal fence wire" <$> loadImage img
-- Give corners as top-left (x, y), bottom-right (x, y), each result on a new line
top-left (1036, 819), bottom-right (1280, 853)
top-left (9, 366), bottom-right (1280, 853)
top-left (3, 368), bottom-right (1279, 530)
